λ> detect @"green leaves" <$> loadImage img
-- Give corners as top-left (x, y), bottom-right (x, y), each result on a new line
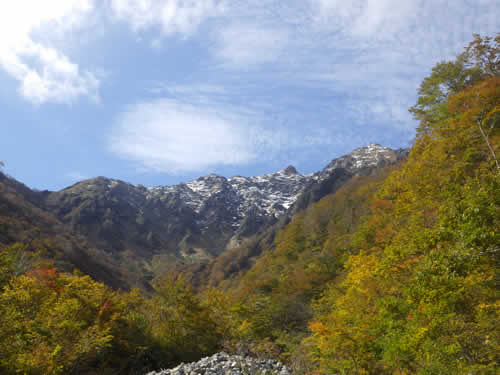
top-left (310, 35), bottom-right (499, 375)
top-left (148, 275), bottom-right (223, 363)
top-left (0, 34), bottom-right (497, 375)
top-left (410, 33), bottom-right (499, 137)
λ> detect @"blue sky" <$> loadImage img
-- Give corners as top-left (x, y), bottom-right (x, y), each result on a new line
top-left (0, 0), bottom-right (498, 191)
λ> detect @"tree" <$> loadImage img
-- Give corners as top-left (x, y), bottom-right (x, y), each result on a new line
top-left (448, 77), bottom-right (500, 172)
top-left (149, 275), bottom-right (221, 363)
top-left (466, 33), bottom-right (500, 78)
top-left (0, 272), bottom-right (120, 374)
top-left (0, 243), bottom-right (41, 287)
top-left (410, 33), bottom-right (499, 135)
top-left (309, 35), bottom-right (499, 374)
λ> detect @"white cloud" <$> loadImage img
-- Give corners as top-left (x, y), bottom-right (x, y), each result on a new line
top-left (110, 99), bottom-right (271, 172)
top-left (215, 24), bottom-right (289, 68)
top-left (310, 0), bottom-right (417, 39)
top-left (109, 90), bottom-right (348, 173)
top-left (111, 0), bottom-right (224, 36)
top-left (0, 0), bottom-right (495, 150)
top-left (111, 0), bottom-right (497, 168)
top-left (292, 0), bottom-right (498, 127)
top-left (149, 83), bottom-right (229, 100)
top-left (67, 171), bottom-right (89, 181)
top-left (0, 1), bottom-right (100, 104)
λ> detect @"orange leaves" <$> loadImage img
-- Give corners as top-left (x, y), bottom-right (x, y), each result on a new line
top-left (370, 199), bottom-right (394, 213)
top-left (309, 321), bottom-right (330, 336)
top-left (26, 268), bottom-right (59, 291)
top-left (374, 222), bottom-right (395, 247)
top-left (392, 256), bottom-right (424, 273)
top-left (449, 77), bottom-right (500, 115)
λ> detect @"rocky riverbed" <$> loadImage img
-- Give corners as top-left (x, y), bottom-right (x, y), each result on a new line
top-left (147, 352), bottom-right (291, 375)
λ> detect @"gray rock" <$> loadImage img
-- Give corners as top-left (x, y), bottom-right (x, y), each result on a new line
top-left (146, 353), bottom-right (291, 375)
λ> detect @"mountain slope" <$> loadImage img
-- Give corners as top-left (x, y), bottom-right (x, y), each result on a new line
top-left (171, 145), bottom-right (408, 289)
top-left (1, 144), bottom-right (407, 290)
top-left (216, 42), bottom-right (500, 374)
top-left (0, 172), bottom-right (129, 289)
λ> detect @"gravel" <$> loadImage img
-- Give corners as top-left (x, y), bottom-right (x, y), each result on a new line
top-left (147, 352), bottom-right (291, 375)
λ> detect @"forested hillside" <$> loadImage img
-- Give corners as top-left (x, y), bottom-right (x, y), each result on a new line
top-left (0, 143), bottom-right (406, 292)
top-left (0, 172), bottom-right (133, 289)
top-left (221, 34), bottom-right (499, 374)
top-left (0, 34), bottom-right (497, 375)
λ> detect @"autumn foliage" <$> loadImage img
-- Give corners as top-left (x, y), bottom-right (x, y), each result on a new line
top-left (0, 34), bottom-right (498, 374)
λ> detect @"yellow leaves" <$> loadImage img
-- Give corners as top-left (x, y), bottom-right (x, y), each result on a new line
top-left (0, 270), bottom-right (133, 374)
top-left (370, 199), bottom-right (394, 213)
top-left (237, 319), bottom-right (251, 335)
top-left (344, 253), bottom-right (379, 287)
top-left (449, 77), bottom-right (500, 115)
top-left (305, 37), bottom-right (500, 375)
top-left (483, 103), bottom-right (500, 125)
top-left (374, 222), bottom-right (394, 247)
top-left (51, 344), bottom-right (62, 357)
top-left (414, 326), bottom-right (429, 341)
top-left (389, 256), bottom-right (424, 278)
top-left (309, 321), bottom-right (330, 336)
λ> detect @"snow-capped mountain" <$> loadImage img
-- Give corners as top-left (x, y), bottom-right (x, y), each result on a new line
top-left (146, 165), bottom-right (309, 222)
top-left (42, 144), bottom-right (407, 266)
top-left (320, 143), bottom-right (407, 177)
top-left (144, 143), bottom-right (404, 225)
top-left (0, 143), bottom-right (407, 289)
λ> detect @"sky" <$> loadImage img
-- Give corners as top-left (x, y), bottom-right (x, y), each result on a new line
top-left (0, 0), bottom-right (498, 191)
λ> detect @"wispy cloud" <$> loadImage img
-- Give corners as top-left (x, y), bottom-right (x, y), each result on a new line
top-left (1, 0), bottom-right (498, 180)
top-left (214, 23), bottom-right (289, 69)
top-left (1, 0), bottom-right (497, 112)
top-left (0, 1), bottom-right (100, 104)
top-left (310, 0), bottom-right (418, 39)
top-left (280, 0), bottom-right (497, 126)
top-left (110, 98), bottom-right (268, 172)
top-left (109, 87), bottom-right (351, 173)
top-left (67, 171), bottom-right (89, 182)
top-left (110, 0), bottom-right (225, 36)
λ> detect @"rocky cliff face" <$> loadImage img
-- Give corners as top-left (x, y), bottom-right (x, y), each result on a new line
top-left (43, 166), bottom-right (310, 262)
top-left (168, 144), bottom-right (409, 289)
top-left (43, 144), bottom-right (406, 264)
top-left (0, 143), bottom-right (406, 288)
top-left (292, 143), bottom-right (408, 212)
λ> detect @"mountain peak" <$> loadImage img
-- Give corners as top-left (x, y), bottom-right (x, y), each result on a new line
top-left (281, 165), bottom-right (298, 175)
top-left (353, 143), bottom-right (389, 153)
top-left (321, 143), bottom-right (402, 175)
top-left (35, 142), bottom-right (407, 289)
